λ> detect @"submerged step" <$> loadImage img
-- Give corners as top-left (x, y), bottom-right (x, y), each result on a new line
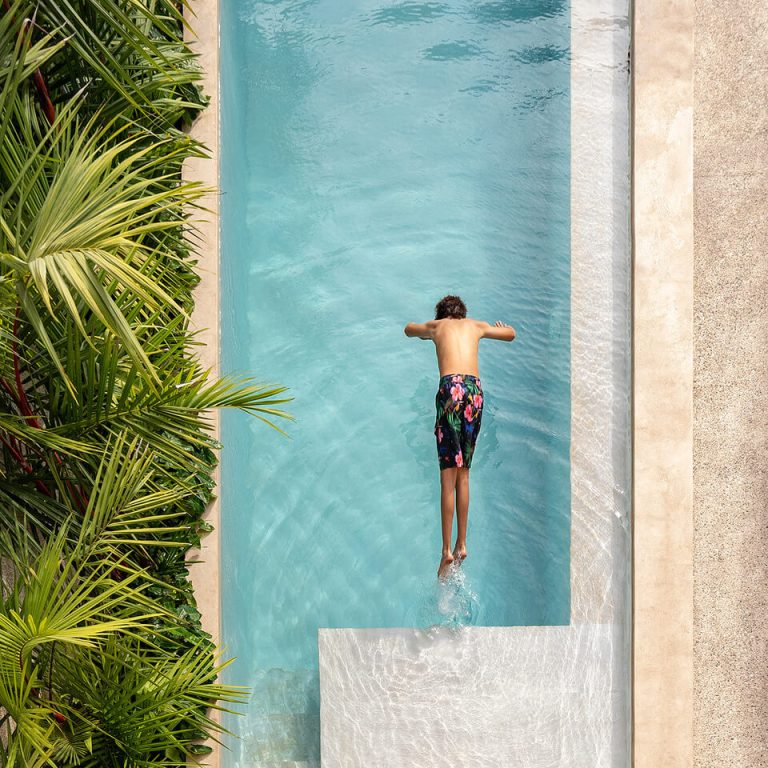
top-left (232, 668), bottom-right (320, 766)
top-left (319, 625), bottom-right (626, 768)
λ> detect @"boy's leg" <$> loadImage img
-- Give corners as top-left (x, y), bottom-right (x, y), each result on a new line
top-left (454, 467), bottom-right (470, 560)
top-left (439, 468), bottom-right (457, 576)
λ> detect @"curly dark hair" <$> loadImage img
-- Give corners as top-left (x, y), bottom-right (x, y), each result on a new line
top-left (434, 295), bottom-right (467, 320)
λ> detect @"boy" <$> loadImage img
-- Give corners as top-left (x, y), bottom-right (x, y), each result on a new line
top-left (404, 295), bottom-right (516, 579)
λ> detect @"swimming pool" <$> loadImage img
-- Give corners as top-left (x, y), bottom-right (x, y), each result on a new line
top-left (220, 1), bottom-right (573, 763)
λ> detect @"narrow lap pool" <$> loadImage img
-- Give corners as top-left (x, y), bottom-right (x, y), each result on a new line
top-left (220, 1), bottom-right (573, 763)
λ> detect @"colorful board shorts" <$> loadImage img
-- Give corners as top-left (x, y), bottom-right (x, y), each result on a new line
top-left (434, 374), bottom-right (484, 470)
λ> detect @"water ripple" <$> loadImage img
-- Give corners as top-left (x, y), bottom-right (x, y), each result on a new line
top-left (422, 40), bottom-right (490, 61)
top-left (511, 44), bottom-right (570, 64)
top-left (469, 0), bottom-right (568, 24)
top-left (366, 2), bottom-right (453, 26)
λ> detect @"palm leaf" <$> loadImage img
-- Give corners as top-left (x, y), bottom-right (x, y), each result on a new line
top-left (0, 107), bottom-right (210, 396)
top-left (56, 636), bottom-right (245, 767)
top-left (0, 526), bottom-right (160, 763)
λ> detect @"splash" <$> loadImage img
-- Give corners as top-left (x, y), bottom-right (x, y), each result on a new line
top-left (410, 562), bottom-right (480, 628)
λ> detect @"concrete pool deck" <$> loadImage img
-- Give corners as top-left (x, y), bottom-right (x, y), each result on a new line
top-left (185, 0), bottom-right (768, 765)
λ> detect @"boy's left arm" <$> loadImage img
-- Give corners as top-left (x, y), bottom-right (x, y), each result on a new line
top-left (404, 321), bottom-right (433, 340)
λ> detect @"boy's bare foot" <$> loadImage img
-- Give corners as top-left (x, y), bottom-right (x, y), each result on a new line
top-left (453, 543), bottom-right (467, 563)
top-left (438, 550), bottom-right (454, 579)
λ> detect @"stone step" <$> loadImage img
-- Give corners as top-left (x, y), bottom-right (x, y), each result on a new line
top-left (319, 625), bottom-right (628, 768)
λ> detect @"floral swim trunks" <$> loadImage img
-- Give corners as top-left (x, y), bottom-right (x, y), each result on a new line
top-left (434, 374), bottom-right (483, 470)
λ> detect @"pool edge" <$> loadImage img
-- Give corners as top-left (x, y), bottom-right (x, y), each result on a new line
top-left (185, 1), bottom-right (223, 766)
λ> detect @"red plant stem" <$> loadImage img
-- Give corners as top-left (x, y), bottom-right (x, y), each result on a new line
top-left (0, 435), bottom-right (54, 496)
top-left (32, 67), bottom-right (56, 125)
top-left (0, 434), bottom-right (32, 473)
top-left (10, 309), bottom-right (92, 511)
top-left (2, 375), bottom-right (81, 503)
top-left (1, 377), bottom-right (17, 400)
top-left (65, 478), bottom-right (89, 514)
top-left (6, 307), bottom-right (57, 496)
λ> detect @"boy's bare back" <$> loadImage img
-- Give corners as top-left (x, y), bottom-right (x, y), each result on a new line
top-left (404, 317), bottom-right (516, 377)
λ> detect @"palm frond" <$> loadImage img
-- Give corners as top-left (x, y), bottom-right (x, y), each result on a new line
top-left (0, 108), bottom-right (209, 395)
top-left (73, 433), bottom-right (193, 555)
top-left (55, 636), bottom-right (245, 766)
top-left (32, 0), bottom-right (200, 123)
top-left (0, 527), bottom-right (160, 763)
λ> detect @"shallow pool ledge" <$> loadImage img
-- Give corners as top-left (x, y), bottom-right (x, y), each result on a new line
top-left (319, 626), bottom-right (626, 768)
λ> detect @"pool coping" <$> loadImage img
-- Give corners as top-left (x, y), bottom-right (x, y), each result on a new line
top-left (184, 0), bottom-right (697, 766)
top-left (631, 1), bottom-right (694, 765)
top-left (183, 0), bottom-right (223, 755)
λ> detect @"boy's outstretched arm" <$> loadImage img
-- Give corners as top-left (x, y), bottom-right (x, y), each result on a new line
top-left (480, 320), bottom-right (516, 342)
top-left (404, 322), bottom-right (434, 340)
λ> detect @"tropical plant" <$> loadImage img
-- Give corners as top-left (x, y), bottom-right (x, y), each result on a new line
top-left (0, 1), bottom-right (290, 764)
top-left (0, 441), bottom-right (246, 767)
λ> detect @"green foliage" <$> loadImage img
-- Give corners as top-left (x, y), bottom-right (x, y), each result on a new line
top-left (0, 1), bottom-right (289, 764)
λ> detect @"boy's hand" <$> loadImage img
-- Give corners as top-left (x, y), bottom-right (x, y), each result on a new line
top-left (481, 320), bottom-right (516, 342)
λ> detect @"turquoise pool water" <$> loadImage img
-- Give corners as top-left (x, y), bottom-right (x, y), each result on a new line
top-left (220, 1), bottom-right (570, 763)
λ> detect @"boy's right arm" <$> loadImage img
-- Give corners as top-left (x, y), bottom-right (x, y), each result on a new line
top-left (480, 320), bottom-right (516, 342)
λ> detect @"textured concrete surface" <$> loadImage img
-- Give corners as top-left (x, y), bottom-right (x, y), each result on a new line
top-left (632, 0), bottom-right (695, 766)
top-left (693, 3), bottom-right (768, 764)
top-left (693, 2), bottom-right (768, 178)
